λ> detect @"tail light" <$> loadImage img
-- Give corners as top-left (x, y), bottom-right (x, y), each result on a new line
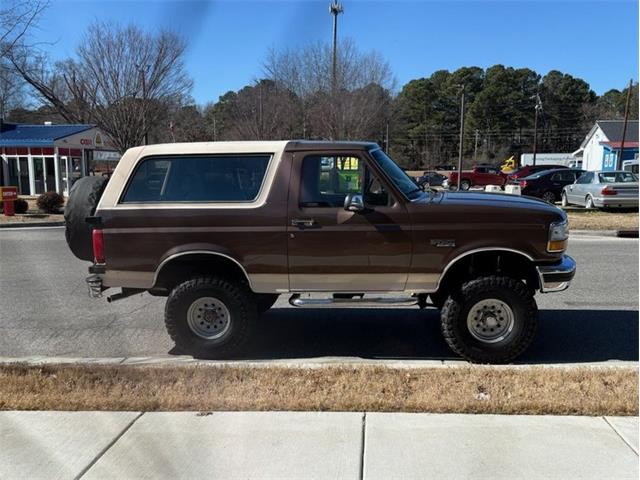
top-left (601, 186), bottom-right (618, 196)
top-left (92, 229), bottom-right (105, 264)
top-left (519, 180), bottom-right (527, 188)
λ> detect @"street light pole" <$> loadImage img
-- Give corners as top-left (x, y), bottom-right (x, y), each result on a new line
top-left (457, 84), bottom-right (466, 190)
top-left (330, 2), bottom-right (343, 92)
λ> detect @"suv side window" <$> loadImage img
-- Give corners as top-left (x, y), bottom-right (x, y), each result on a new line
top-left (121, 155), bottom-right (271, 203)
top-left (300, 155), bottom-right (390, 208)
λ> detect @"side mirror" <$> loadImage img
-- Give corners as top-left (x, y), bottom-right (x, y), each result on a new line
top-left (344, 193), bottom-right (365, 212)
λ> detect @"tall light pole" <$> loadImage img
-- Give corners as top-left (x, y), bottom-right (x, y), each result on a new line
top-left (531, 93), bottom-right (542, 166)
top-left (330, 1), bottom-right (343, 92)
top-left (457, 84), bottom-right (466, 190)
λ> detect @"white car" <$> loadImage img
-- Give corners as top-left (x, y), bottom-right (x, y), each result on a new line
top-left (562, 170), bottom-right (639, 209)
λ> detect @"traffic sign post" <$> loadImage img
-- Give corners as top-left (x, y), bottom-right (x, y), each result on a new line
top-left (0, 186), bottom-right (18, 216)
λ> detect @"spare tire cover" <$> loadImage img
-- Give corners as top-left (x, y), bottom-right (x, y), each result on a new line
top-left (64, 176), bottom-right (108, 261)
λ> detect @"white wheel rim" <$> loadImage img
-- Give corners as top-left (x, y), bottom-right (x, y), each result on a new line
top-left (187, 297), bottom-right (231, 340)
top-left (466, 298), bottom-right (515, 344)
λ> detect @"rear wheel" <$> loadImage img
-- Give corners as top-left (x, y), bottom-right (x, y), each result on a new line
top-left (440, 276), bottom-right (538, 363)
top-left (585, 195), bottom-right (595, 210)
top-left (165, 276), bottom-right (256, 358)
top-left (542, 191), bottom-right (556, 204)
top-left (460, 180), bottom-right (471, 191)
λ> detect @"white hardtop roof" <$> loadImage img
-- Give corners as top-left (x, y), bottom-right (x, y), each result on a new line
top-left (131, 140), bottom-right (291, 157)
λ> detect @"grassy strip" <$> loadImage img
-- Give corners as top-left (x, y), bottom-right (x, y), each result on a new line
top-left (0, 364), bottom-right (636, 416)
top-left (567, 211), bottom-right (638, 231)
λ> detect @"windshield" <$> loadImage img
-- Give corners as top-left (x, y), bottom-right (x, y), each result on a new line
top-left (598, 172), bottom-right (638, 183)
top-left (370, 149), bottom-right (424, 200)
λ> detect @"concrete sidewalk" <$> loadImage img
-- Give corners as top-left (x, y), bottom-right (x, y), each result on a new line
top-left (0, 412), bottom-right (637, 480)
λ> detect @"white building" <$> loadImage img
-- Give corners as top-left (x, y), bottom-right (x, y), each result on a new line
top-left (0, 123), bottom-right (120, 196)
top-left (573, 120), bottom-right (639, 172)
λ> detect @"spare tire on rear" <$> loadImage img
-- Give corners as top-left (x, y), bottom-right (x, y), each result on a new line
top-left (64, 176), bottom-right (108, 261)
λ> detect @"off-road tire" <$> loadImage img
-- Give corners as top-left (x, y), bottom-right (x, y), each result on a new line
top-left (460, 180), bottom-right (471, 191)
top-left (440, 276), bottom-right (538, 363)
top-left (255, 293), bottom-right (279, 314)
top-left (64, 175), bottom-right (108, 261)
top-left (165, 276), bottom-right (257, 358)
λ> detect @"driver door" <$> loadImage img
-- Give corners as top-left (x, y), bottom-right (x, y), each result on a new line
top-left (287, 151), bottom-right (412, 292)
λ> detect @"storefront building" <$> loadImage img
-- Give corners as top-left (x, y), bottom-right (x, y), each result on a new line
top-left (0, 123), bottom-right (120, 196)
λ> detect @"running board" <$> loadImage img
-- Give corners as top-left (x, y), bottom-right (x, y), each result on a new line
top-left (288, 294), bottom-right (418, 308)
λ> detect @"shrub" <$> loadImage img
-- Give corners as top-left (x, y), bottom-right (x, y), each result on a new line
top-left (36, 191), bottom-right (65, 213)
top-left (14, 198), bottom-right (29, 214)
top-left (0, 198), bottom-right (29, 214)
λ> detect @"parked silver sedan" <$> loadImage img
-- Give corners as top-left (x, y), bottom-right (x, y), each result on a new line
top-left (562, 170), bottom-right (638, 209)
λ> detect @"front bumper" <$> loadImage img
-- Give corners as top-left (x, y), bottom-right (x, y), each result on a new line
top-left (536, 254), bottom-right (576, 293)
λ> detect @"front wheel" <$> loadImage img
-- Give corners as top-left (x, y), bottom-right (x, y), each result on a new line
top-left (460, 180), bottom-right (471, 191)
top-left (165, 276), bottom-right (257, 358)
top-left (440, 276), bottom-right (538, 363)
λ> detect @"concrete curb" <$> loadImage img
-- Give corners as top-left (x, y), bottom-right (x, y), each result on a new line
top-left (617, 230), bottom-right (640, 238)
top-left (0, 355), bottom-right (636, 370)
top-left (0, 221), bottom-right (64, 229)
top-left (570, 229), bottom-right (639, 238)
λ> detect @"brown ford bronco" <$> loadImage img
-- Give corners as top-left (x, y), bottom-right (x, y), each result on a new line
top-left (65, 141), bottom-right (575, 363)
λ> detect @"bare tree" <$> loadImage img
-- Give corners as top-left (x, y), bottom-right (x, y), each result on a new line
top-left (1, 1), bottom-right (46, 118)
top-left (0, 59), bottom-right (27, 117)
top-left (11, 22), bottom-right (193, 152)
top-left (264, 39), bottom-right (394, 140)
top-left (0, 0), bottom-right (47, 59)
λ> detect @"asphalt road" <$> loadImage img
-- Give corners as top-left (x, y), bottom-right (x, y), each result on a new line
top-left (0, 227), bottom-right (637, 364)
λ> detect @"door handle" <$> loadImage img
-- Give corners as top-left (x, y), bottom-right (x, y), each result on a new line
top-left (291, 218), bottom-right (317, 228)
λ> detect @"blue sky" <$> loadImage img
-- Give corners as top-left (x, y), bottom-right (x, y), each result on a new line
top-left (33, 0), bottom-right (639, 104)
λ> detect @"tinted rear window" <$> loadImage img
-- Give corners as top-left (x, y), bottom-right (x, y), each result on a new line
top-left (121, 155), bottom-right (271, 203)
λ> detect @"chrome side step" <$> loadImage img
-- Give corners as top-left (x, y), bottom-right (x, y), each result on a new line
top-left (289, 294), bottom-right (418, 308)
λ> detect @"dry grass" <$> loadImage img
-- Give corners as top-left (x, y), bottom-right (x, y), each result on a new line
top-left (567, 210), bottom-right (638, 231)
top-left (0, 364), bottom-right (636, 416)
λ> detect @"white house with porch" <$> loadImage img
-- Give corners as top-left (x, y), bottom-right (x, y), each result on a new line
top-left (0, 122), bottom-right (120, 196)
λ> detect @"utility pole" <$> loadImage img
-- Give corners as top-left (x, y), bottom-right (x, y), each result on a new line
top-left (384, 122), bottom-right (389, 153)
top-left (474, 129), bottom-right (479, 163)
top-left (457, 84), bottom-right (465, 190)
top-left (330, 1), bottom-right (343, 92)
top-left (531, 93), bottom-right (542, 166)
top-left (617, 79), bottom-right (633, 170)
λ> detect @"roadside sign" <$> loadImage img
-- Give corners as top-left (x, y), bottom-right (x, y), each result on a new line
top-left (0, 186), bottom-right (18, 216)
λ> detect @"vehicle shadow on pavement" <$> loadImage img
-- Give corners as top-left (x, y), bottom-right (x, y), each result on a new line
top-left (211, 308), bottom-right (639, 364)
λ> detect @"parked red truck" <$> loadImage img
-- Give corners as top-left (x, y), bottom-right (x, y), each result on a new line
top-left (444, 165), bottom-right (507, 190)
